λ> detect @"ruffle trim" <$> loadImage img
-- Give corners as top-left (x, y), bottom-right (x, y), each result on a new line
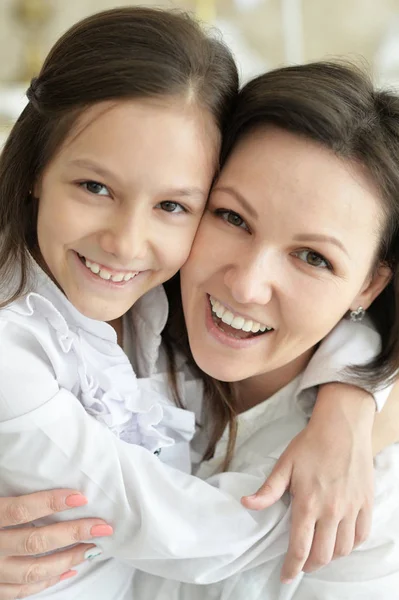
top-left (8, 292), bottom-right (195, 453)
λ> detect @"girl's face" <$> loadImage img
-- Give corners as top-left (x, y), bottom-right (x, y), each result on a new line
top-left (35, 98), bottom-right (219, 322)
top-left (181, 127), bottom-right (391, 387)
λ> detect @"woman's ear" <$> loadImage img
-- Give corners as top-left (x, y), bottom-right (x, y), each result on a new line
top-left (351, 263), bottom-right (392, 311)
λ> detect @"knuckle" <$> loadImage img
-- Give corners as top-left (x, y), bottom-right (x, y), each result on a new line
top-left (314, 555), bottom-right (331, 568)
top-left (46, 494), bottom-right (64, 515)
top-left (297, 495), bottom-right (318, 517)
top-left (324, 502), bottom-right (341, 520)
top-left (291, 546), bottom-right (308, 563)
top-left (24, 563), bottom-right (48, 584)
top-left (23, 531), bottom-right (48, 556)
top-left (70, 523), bottom-right (88, 543)
top-left (334, 545), bottom-right (351, 558)
top-left (305, 549), bottom-right (332, 570)
top-left (16, 585), bottom-right (32, 599)
top-left (3, 502), bottom-right (31, 527)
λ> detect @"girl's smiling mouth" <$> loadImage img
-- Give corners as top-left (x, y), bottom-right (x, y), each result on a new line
top-left (77, 252), bottom-right (139, 283)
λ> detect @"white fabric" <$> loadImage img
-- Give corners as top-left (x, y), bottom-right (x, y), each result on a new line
top-left (131, 379), bottom-right (399, 599)
top-left (300, 317), bottom-right (392, 412)
top-left (0, 263), bottom-right (391, 599)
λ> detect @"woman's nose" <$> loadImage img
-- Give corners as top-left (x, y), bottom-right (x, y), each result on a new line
top-left (223, 252), bottom-right (274, 306)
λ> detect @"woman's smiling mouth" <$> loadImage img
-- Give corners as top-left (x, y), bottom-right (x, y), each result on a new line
top-left (207, 294), bottom-right (274, 345)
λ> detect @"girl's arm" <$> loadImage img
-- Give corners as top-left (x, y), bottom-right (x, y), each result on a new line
top-left (0, 320), bottom-right (299, 585)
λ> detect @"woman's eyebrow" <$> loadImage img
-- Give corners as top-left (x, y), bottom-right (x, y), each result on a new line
top-left (293, 233), bottom-right (349, 256)
top-left (212, 185), bottom-right (258, 218)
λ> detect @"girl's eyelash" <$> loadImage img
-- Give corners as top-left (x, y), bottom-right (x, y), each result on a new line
top-left (157, 200), bottom-right (188, 214)
top-left (78, 180), bottom-right (110, 197)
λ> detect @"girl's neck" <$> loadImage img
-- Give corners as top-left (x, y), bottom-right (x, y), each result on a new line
top-left (108, 316), bottom-right (124, 347)
top-left (235, 347), bottom-right (314, 413)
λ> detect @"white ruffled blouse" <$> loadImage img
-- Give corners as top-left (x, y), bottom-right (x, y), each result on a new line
top-left (0, 262), bottom-right (391, 599)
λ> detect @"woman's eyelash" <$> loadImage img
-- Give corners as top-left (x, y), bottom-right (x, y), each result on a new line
top-left (214, 208), bottom-right (249, 231)
top-left (293, 249), bottom-right (333, 270)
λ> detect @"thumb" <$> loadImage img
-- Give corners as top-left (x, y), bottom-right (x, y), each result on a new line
top-left (241, 458), bottom-right (292, 510)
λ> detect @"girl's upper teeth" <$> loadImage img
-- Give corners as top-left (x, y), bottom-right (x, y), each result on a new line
top-left (210, 296), bottom-right (272, 333)
top-left (84, 258), bottom-right (137, 282)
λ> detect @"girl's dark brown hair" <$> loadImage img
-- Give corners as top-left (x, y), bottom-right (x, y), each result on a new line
top-left (164, 61), bottom-right (399, 468)
top-left (0, 6), bottom-right (238, 306)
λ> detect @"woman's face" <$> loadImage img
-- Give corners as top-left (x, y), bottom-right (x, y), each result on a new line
top-left (181, 127), bottom-right (391, 385)
top-left (35, 98), bottom-right (219, 322)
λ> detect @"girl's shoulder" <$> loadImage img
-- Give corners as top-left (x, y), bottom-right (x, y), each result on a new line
top-left (0, 292), bottom-right (80, 421)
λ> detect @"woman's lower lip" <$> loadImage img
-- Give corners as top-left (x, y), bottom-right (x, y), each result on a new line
top-left (204, 295), bottom-right (272, 349)
top-left (73, 251), bottom-right (147, 288)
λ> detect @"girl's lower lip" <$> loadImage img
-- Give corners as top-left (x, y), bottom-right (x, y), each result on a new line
top-left (204, 295), bottom-right (272, 349)
top-left (73, 251), bottom-right (146, 288)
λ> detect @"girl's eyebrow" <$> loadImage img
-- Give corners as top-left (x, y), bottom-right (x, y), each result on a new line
top-left (293, 233), bottom-right (349, 256)
top-left (212, 185), bottom-right (258, 218)
top-left (67, 158), bottom-right (117, 181)
top-left (67, 158), bottom-right (206, 201)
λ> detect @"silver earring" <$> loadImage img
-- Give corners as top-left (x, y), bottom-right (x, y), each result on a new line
top-left (350, 306), bottom-right (365, 322)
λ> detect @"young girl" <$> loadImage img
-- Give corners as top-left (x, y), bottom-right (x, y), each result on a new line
top-left (0, 8), bottom-right (395, 600)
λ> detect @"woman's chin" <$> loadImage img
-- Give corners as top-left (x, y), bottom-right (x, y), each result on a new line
top-left (193, 352), bottom-right (249, 382)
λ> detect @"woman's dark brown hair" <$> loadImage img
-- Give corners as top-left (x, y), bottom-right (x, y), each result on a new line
top-left (0, 6), bottom-right (238, 305)
top-left (164, 61), bottom-right (399, 468)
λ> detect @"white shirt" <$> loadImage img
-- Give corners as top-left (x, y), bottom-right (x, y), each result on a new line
top-left (131, 377), bottom-right (399, 599)
top-left (0, 264), bottom-right (389, 599)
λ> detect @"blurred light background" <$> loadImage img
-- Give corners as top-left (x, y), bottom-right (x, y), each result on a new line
top-left (1, 0), bottom-right (399, 145)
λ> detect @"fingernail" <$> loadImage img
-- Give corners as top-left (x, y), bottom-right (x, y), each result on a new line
top-left (84, 546), bottom-right (103, 560)
top-left (65, 494), bottom-right (88, 508)
top-left (281, 578), bottom-right (293, 585)
top-left (90, 525), bottom-right (113, 537)
top-left (60, 570), bottom-right (78, 581)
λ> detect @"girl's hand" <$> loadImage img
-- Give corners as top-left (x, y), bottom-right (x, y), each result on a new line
top-left (0, 489), bottom-right (112, 599)
top-left (242, 383), bottom-right (375, 583)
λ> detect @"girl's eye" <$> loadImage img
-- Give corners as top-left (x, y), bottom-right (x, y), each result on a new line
top-left (215, 209), bottom-right (249, 231)
top-left (80, 181), bottom-right (110, 196)
top-left (293, 249), bottom-right (332, 270)
top-left (158, 201), bottom-right (187, 214)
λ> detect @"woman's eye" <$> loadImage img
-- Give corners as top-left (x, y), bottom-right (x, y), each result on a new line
top-left (294, 249), bottom-right (332, 270)
top-left (158, 201), bottom-right (186, 213)
top-left (216, 209), bottom-right (249, 231)
top-left (80, 181), bottom-right (110, 196)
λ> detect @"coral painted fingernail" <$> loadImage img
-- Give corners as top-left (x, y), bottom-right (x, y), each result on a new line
top-left (60, 570), bottom-right (77, 581)
top-left (90, 525), bottom-right (113, 537)
top-left (84, 546), bottom-right (103, 560)
top-left (65, 494), bottom-right (88, 508)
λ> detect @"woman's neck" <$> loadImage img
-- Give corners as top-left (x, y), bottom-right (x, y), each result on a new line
top-left (235, 348), bottom-right (314, 413)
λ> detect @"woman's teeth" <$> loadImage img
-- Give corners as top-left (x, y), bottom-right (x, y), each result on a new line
top-left (81, 256), bottom-right (138, 282)
top-left (210, 296), bottom-right (272, 334)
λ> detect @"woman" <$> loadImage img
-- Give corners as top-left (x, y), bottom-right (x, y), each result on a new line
top-left (1, 60), bottom-right (399, 600)
top-left (129, 59), bottom-right (399, 598)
